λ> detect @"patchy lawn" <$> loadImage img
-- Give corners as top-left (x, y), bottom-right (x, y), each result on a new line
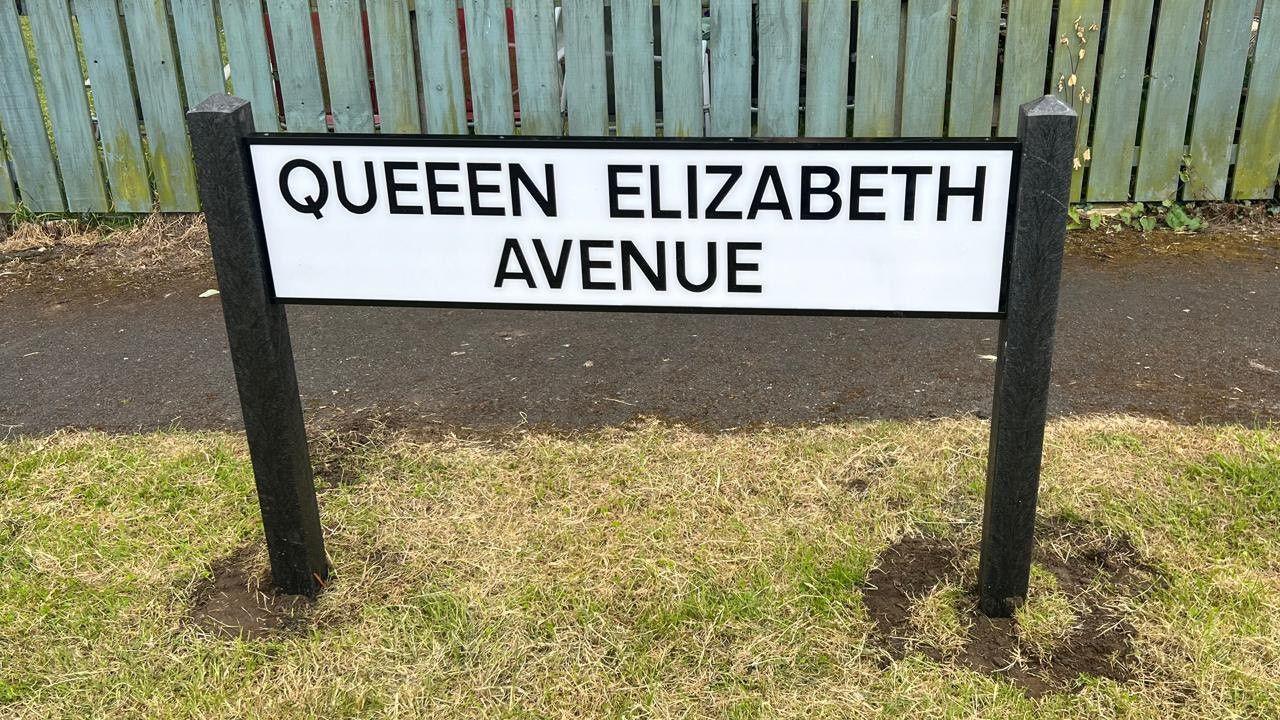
top-left (1, 417), bottom-right (1277, 718)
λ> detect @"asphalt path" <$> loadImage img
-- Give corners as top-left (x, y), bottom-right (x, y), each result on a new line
top-left (3, 252), bottom-right (1277, 435)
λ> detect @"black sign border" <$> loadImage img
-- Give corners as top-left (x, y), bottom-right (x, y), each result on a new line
top-left (243, 134), bottom-right (1022, 320)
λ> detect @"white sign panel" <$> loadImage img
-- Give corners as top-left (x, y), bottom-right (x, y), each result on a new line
top-left (247, 138), bottom-right (1018, 316)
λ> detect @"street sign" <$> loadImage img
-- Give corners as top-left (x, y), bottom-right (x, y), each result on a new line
top-left (248, 139), bottom-right (1017, 316)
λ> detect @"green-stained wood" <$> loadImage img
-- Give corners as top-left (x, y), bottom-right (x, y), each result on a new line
top-left (996, 0), bottom-right (1052, 136)
top-left (170, 0), bottom-right (225, 108)
top-left (0, 0), bottom-right (63, 210)
top-left (28, 0), bottom-right (108, 211)
top-left (659, 0), bottom-right (704, 136)
top-left (463, 0), bottom-right (514, 135)
top-left (74, 0), bottom-right (151, 212)
top-left (756, 0), bottom-right (800, 137)
top-left (316, 0), bottom-right (375, 132)
top-left (562, 0), bottom-right (608, 135)
top-left (853, 0), bottom-right (901, 137)
top-left (1087, 0), bottom-right (1154, 200)
top-left (948, 0), bottom-right (1000, 137)
top-left (1134, 0), bottom-right (1206, 200)
top-left (901, 0), bottom-right (950, 137)
top-left (1185, 0), bottom-right (1254, 200)
top-left (803, 0), bottom-right (850, 137)
top-left (417, 0), bottom-right (469, 134)
top-left (222, 0), bottom-right (280, 130)
top-left (1233, 0), bottom-right (1280, 199)
top-left (611, 0), bottom-right (657, 136)
top-left (709, 0), bottom-right (751, 136)
top-left (0, 121), bottom-right (14, 210)
top-left (121, 0), bottom-right (198, 210)
top-left (263, 0), bottom-right (327, 132)
top-left (512, 0), bottom-right (562, 136)
top-left (1050, 0), bottom-right (1103, 199)
top-left (365, 0), bottom-right (421, 133)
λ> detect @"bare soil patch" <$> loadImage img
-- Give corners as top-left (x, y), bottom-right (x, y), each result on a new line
top-left (863, 518), bottom-right (1160, 697)
top-left (188, 544), bottom-right (315, 640)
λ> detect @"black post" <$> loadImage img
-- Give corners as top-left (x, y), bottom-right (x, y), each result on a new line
top-left (978, 96), bottom-right (1077, 617)
top-left (187, 95), bottom-right (329, 596)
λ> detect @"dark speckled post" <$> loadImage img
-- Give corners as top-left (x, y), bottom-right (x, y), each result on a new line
top-left (187, 95), bottom-right (328, 596)
top-left (978, 96), bottom-right (1077, 618)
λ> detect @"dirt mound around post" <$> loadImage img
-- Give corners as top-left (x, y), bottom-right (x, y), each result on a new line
top-left (188, 544), bottom-right (315, 640)
top-left (863, 519), bottom-right (1160, 697)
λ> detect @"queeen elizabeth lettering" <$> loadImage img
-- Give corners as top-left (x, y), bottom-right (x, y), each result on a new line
top-left (274, 158), bottom-right (989, 296)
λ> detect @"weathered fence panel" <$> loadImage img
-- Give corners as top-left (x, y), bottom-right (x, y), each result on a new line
top-left (1, 0), bottom-right (1278, 213)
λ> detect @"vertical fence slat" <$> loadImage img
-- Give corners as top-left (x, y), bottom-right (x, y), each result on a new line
top-left (901, 0), bottom-right (950, 136)
top-left (170, 0), bottom-right (225, 108)
top-left (29, 0), bottom-right (108, 211)
top-left (659, 0), bottom-right (704, 136)
top-left (1134, 0), bottom-right (1206, 201)
top-left (0, 0), bottom-right (64, 211)
top-left (0, 122), bottom-right (14, 209)
top-left (74, 0), bottom-right (151, 212)
top-left (463, 0), bottom-right (515, 134)
top-left (709, 0), bottom-right (751, 136)
top-left (1087, 0), bottom-right (1155, 201)
top-left (222, 0), bottom-right (281, 130)
top-left (511, 0), bottom-right (562, 135)
top-left (316, 0), bottom-right (375, 132)
top-left (121, 0), bottom-right (198, 210)
top-left (756, 0), bottom-right (800, 136)
top-left (264, 0), bottom-right (327, 132)
top-left (853, 0), bottom-right (901, 137)
top-left (365, 0), bottom-right (421, 133)
top-left (1050, 0), bottom-right (1104, 199)
top-left (803, 0), bottom-right (850, 137)
top-left (1186, 0), bottom-right (1254, 200)
top-left (417, 0), bottom-right (469, 134)
top-left (997, 0), bottom-right (1053, 136)
top-left (562, 0), bottom-right (608, 135)
top-left (948, 0), bottom-right (1000, 137)
top-left (1233, 0), bottom-right (1280, 199)
top-left (611, 0), bottom-right (657, 136)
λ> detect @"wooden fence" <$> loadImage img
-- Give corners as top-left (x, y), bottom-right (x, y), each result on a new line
top-left (0, 1), bottom-right (1277, 214)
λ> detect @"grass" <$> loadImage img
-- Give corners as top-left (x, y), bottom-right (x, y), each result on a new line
top-left (0, 416), bottom-right (1277, 717)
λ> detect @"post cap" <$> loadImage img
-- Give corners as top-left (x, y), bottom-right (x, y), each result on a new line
top-left (189, 93), bottom-right (250, 117)
top-left (1020, 94), bottom-right (1076, 118)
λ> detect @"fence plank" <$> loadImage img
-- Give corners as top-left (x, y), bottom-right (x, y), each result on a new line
top-left (263, 0), bottom-right (327, 132)
top-left (29, 0), bottom-right (108, 211)
top-left (611, 0), bottom-right (657, 136)
top-left (853, 0), bottom-right (901, 137)
top-left (901, 0), bottom-right (949, 137)
top-left (121, 0), bottom-right (199, 210)
top-left (1087, 0), bottom-right (1154, 200)
top-left (316, 0), bottom-right (375, 132)
top-left (0, 0), bottom-right (64, 211)
top-left (1185, 0), bottom-right (1254, 200)
top-left (997, 0), bottom-right (1053, 136)
top-left (417, 0), bottom-right (469, 134)
top-left (74, 0), bottom-right (151, 212)
top-left (1134, 0), bottom-right (1206, 201)
top-left (948, 0), bottom-right (1000, 137)
top-left (709, 0), bottom-right (751, 136)
top-left (1050, 0), bottom-right (1103, 199)
top-left (562, 0), bottom-right (608, 135)
top-left (462, 0), bottom-right (514, 134)
top-left (222, 0), bottom-right (280, 130)
top-left (170, 0), bottom-right (225, 109)
top-left (365, 0), bottom-right (420, 133)
top-left (1233, 0), bottom-right (1280, 199)
top-left (803, 0), bottom-right (850, 137)
top-left (0, 120), bottom-right (14, 210)
top-left (511, 0), bottom-right (562, 135)
top-left (757, 0), bottom-right (800, 136)
top-left (659, 0), bottom-right (704, 136)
